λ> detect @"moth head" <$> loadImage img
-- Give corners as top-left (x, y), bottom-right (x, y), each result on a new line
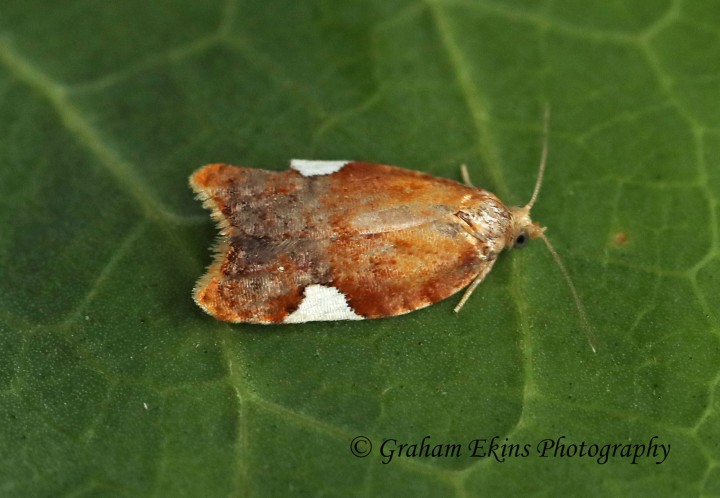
top-left (507, 205), bottom-right (545, 249)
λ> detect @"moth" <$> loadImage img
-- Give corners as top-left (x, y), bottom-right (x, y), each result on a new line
top-left (190, 117), bottom-right (593, 347)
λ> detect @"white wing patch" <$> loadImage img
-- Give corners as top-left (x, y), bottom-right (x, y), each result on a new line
top-left (284, 284), bottom-right (364, 323)
top-left (290, 159), bottom-right (352, 177)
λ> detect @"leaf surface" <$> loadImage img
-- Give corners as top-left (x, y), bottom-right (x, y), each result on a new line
top-left (1, 1), bottom-right (718, 496)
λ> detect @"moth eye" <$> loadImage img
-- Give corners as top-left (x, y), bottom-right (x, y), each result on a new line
top-left (514, 232), bottom-right (528, 248)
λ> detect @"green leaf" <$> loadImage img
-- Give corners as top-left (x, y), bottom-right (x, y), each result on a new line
top-left (1, 0), bottom-right (718, 496)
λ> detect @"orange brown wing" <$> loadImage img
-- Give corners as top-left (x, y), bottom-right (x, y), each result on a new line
top-left (190, 161), bottom-right (498, 323)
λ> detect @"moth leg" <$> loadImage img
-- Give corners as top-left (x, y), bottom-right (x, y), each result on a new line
top-left (453, 257), bottom-right (498, 312)
top-left (460, 164), bottom-right (474, 187)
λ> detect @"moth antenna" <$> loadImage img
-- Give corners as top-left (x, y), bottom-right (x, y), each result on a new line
top-left (539, 232), bottom-right (598, 353)
top-left (525, 104), bottom-right (550, 210)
